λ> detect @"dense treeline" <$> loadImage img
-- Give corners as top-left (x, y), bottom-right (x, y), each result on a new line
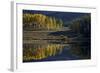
top-left (23, 13), bottom-right (63, 30)
top-left (69, 15), bottom-right (91, 36)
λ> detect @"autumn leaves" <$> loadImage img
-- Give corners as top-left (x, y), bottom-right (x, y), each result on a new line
top-left (23, 13), bottom-right (63, 30)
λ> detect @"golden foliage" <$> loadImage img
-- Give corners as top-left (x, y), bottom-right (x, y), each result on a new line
top-left (23, 13), bottom-right (63, 30)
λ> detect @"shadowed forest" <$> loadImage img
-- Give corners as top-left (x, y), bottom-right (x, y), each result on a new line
top-left (23, 10), bottom-right (91, 62)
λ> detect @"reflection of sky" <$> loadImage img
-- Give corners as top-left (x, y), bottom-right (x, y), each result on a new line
top-left (23, 10), bottom-right (90, 25)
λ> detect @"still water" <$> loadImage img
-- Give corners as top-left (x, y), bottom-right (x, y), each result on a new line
top-left (23, 40), bottom-right (90, 62)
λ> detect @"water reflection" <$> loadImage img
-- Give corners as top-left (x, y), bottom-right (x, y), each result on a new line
top-left (23, 44), bottom-right (65, 61)
top-left (23, 42), bottom-right (90, 62)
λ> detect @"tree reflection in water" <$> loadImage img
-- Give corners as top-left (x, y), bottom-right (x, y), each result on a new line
top-left (23, 43), bottom-right (90, 62)
top-left (23, 44), bottom-right (64, 61)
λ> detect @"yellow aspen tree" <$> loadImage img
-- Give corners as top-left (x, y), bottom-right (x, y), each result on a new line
top-left (59, 19), bottom-right (63, 28)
